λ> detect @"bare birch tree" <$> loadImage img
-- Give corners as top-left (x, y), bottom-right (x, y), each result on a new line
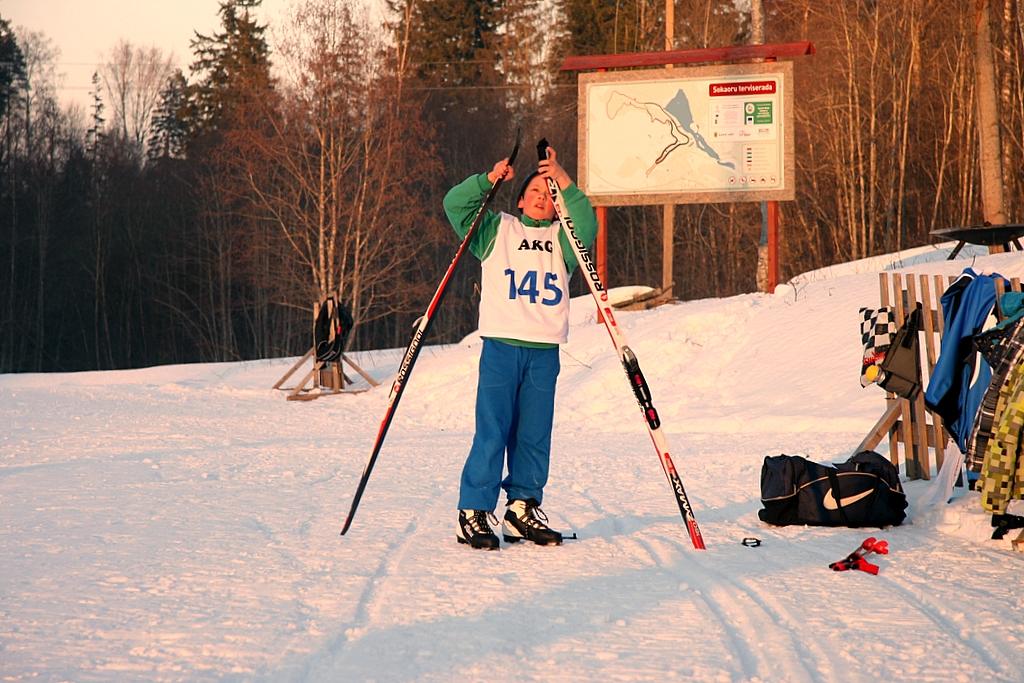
top-left (100, 40), bottom-right (175, 157)
top-left (973, 0), bottom-right (1007, 228)
top-left (232, 0), bottom-right (442, 348)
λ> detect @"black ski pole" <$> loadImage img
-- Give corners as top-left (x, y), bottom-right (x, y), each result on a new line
top-left (340, 130), bottom-right (521, 536)
top-left (538, 138), bottom-right (706, 549)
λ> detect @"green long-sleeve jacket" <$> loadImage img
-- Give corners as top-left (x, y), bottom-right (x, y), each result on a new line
top-left (443, 173), bottom-right (598, 274)
top-left (443, 172), bottom-right (599, 348)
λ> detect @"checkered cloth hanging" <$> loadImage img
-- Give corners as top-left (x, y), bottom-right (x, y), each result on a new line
top-left (859, 307), bottom-right (896, 387)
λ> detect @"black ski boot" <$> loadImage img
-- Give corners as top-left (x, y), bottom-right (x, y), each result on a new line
top-left (457, 509), bottom-right (500, 550)
top-left (991, 512), bottom-right (1024, 539)
top-left (503, 498), bottom-right (563, 546)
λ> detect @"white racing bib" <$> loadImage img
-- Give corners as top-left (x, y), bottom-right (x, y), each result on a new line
top-left (479, 212), bottom-right (570, 344)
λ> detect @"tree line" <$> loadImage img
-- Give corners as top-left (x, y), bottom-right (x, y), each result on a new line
top-left (1, 0), bottom-right (1021, 373)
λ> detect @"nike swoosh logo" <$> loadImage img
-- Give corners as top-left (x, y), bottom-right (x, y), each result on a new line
top-left (823, 488), bottom-right (874, 510)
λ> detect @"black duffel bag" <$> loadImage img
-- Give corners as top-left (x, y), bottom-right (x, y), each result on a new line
top-left (758, 450), bottom-right (907, 528)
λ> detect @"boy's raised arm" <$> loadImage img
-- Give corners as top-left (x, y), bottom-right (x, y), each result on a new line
top-left (443, 157), bottom-right (514, 259)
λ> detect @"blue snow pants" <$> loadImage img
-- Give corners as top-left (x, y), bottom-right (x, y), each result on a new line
top-left (458, 338), bottom-right (560, 511)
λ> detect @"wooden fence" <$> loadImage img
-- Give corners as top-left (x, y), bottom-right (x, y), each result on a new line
top-left (857, 272), bottom-right (1022, 480)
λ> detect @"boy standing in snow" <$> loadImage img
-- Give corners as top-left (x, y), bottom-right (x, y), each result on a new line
top-left (443, 143), bottom-right (597, 550)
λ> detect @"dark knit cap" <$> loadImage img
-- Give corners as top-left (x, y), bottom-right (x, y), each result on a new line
top-left (516, 171), bottom-right (542, 206)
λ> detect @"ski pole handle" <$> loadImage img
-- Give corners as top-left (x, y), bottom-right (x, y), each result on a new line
top-left (537, 138), bottom-right (550, 161)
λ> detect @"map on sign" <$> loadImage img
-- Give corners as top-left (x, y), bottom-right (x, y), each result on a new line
top-left (578, 62), bottom-right (793, 205)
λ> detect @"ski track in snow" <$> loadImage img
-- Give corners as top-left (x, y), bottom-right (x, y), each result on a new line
top-left (3, 246), bottom-right (1024, 681)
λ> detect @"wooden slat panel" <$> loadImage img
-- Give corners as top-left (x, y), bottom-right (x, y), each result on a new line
top-left (918, 274), bottom-right (946, 466)
top-left (891, 273), bottom-right (918, 477)
top-left (878, 273), bottom-right (899, 466)
top-left (934, 275), bottom-right (948, 336)
top-left (892, 273), bottom-right (905, 323)
top-left (931, 275), bottom-right (950, 460)
top-left (907, 277), bottom-right (933, 477)
top-left (919, 276), bottom-right (938, 371)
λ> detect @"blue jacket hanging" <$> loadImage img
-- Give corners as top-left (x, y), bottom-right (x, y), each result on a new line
top-left (925, 268), bottom-right (1006, 453)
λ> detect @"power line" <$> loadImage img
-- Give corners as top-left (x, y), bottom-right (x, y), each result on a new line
top-left (407, 83), bottom-right (573, 91)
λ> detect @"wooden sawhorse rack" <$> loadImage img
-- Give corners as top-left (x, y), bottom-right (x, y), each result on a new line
top-left (273, 347), bottom-right (379, 401)
top-left (856, 272), bottom-right (1022, 480)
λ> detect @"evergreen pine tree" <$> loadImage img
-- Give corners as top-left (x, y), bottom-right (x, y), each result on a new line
top-left (387, 0), bottom-right (507, 181)
top-left (184, 0), bottom-right (274, 149)
top-left (147, 70), bottom-right (189, 161)
top-left (0, 16), bottom-right (26, 119)
top-left (556, 0), bottom-right (664, 56)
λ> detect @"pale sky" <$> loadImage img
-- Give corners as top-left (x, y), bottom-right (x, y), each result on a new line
top-left (1, 0), bottom-right (362, 110)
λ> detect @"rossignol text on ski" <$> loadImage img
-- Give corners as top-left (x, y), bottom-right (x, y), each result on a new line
top-left (537, 138), bottom-right (706, 550)
top-left (340, 131), bottom-right (522, 536)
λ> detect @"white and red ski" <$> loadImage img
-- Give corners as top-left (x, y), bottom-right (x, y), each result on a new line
top-left (340, 131), bottom-right (521, 536)
top-left (538, 139), bottom-right (706, 550)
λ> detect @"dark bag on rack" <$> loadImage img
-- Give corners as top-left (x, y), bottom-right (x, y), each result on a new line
top-left (314, 296), bottom-right (353, 362)
top-left (877, 305), bottom-right (922, 400)
top-left (758, 451), bottom-right (907, 528)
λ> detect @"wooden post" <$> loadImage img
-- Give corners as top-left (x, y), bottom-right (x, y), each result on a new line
top-left (933, 274), bottom-right (952, 471)
top-left (663, 208), bottom-right (674, 294)
top-left (891, 273), bottom-right (923, 478)
top-left (750, 0), bottom-right (778, 293)
top-left (764, 51), bottom-right (780, 292)
top-left (855, 401), bottom-right (902, 455)
top-left (906, 276), bottom-right (932, 477)
top-left (666, 0), bottom-right (674, 49)
top-left (766, 200), bottom-right (779, 291)
top-left (595, 67), bottom-right (609, 321)
top-left (663, 0), bottom-right (675, 298)
top-left (596, 206), bottom-right (608, 284)
top-left (272, 347), bottom-right (314, 390)
top-left (918, 274), bottom-right (946, 467)
top-left (879, 273), bottom-right (900, 467)
top-left (596, 205), bottom-right (608, 324)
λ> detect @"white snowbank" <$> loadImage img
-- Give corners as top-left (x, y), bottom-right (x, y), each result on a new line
top-left (2, 247), bottom-right (1023, 681)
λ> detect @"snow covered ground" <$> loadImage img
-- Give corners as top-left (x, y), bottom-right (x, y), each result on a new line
top-left (2, 244), bottom-right (1023, 682)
